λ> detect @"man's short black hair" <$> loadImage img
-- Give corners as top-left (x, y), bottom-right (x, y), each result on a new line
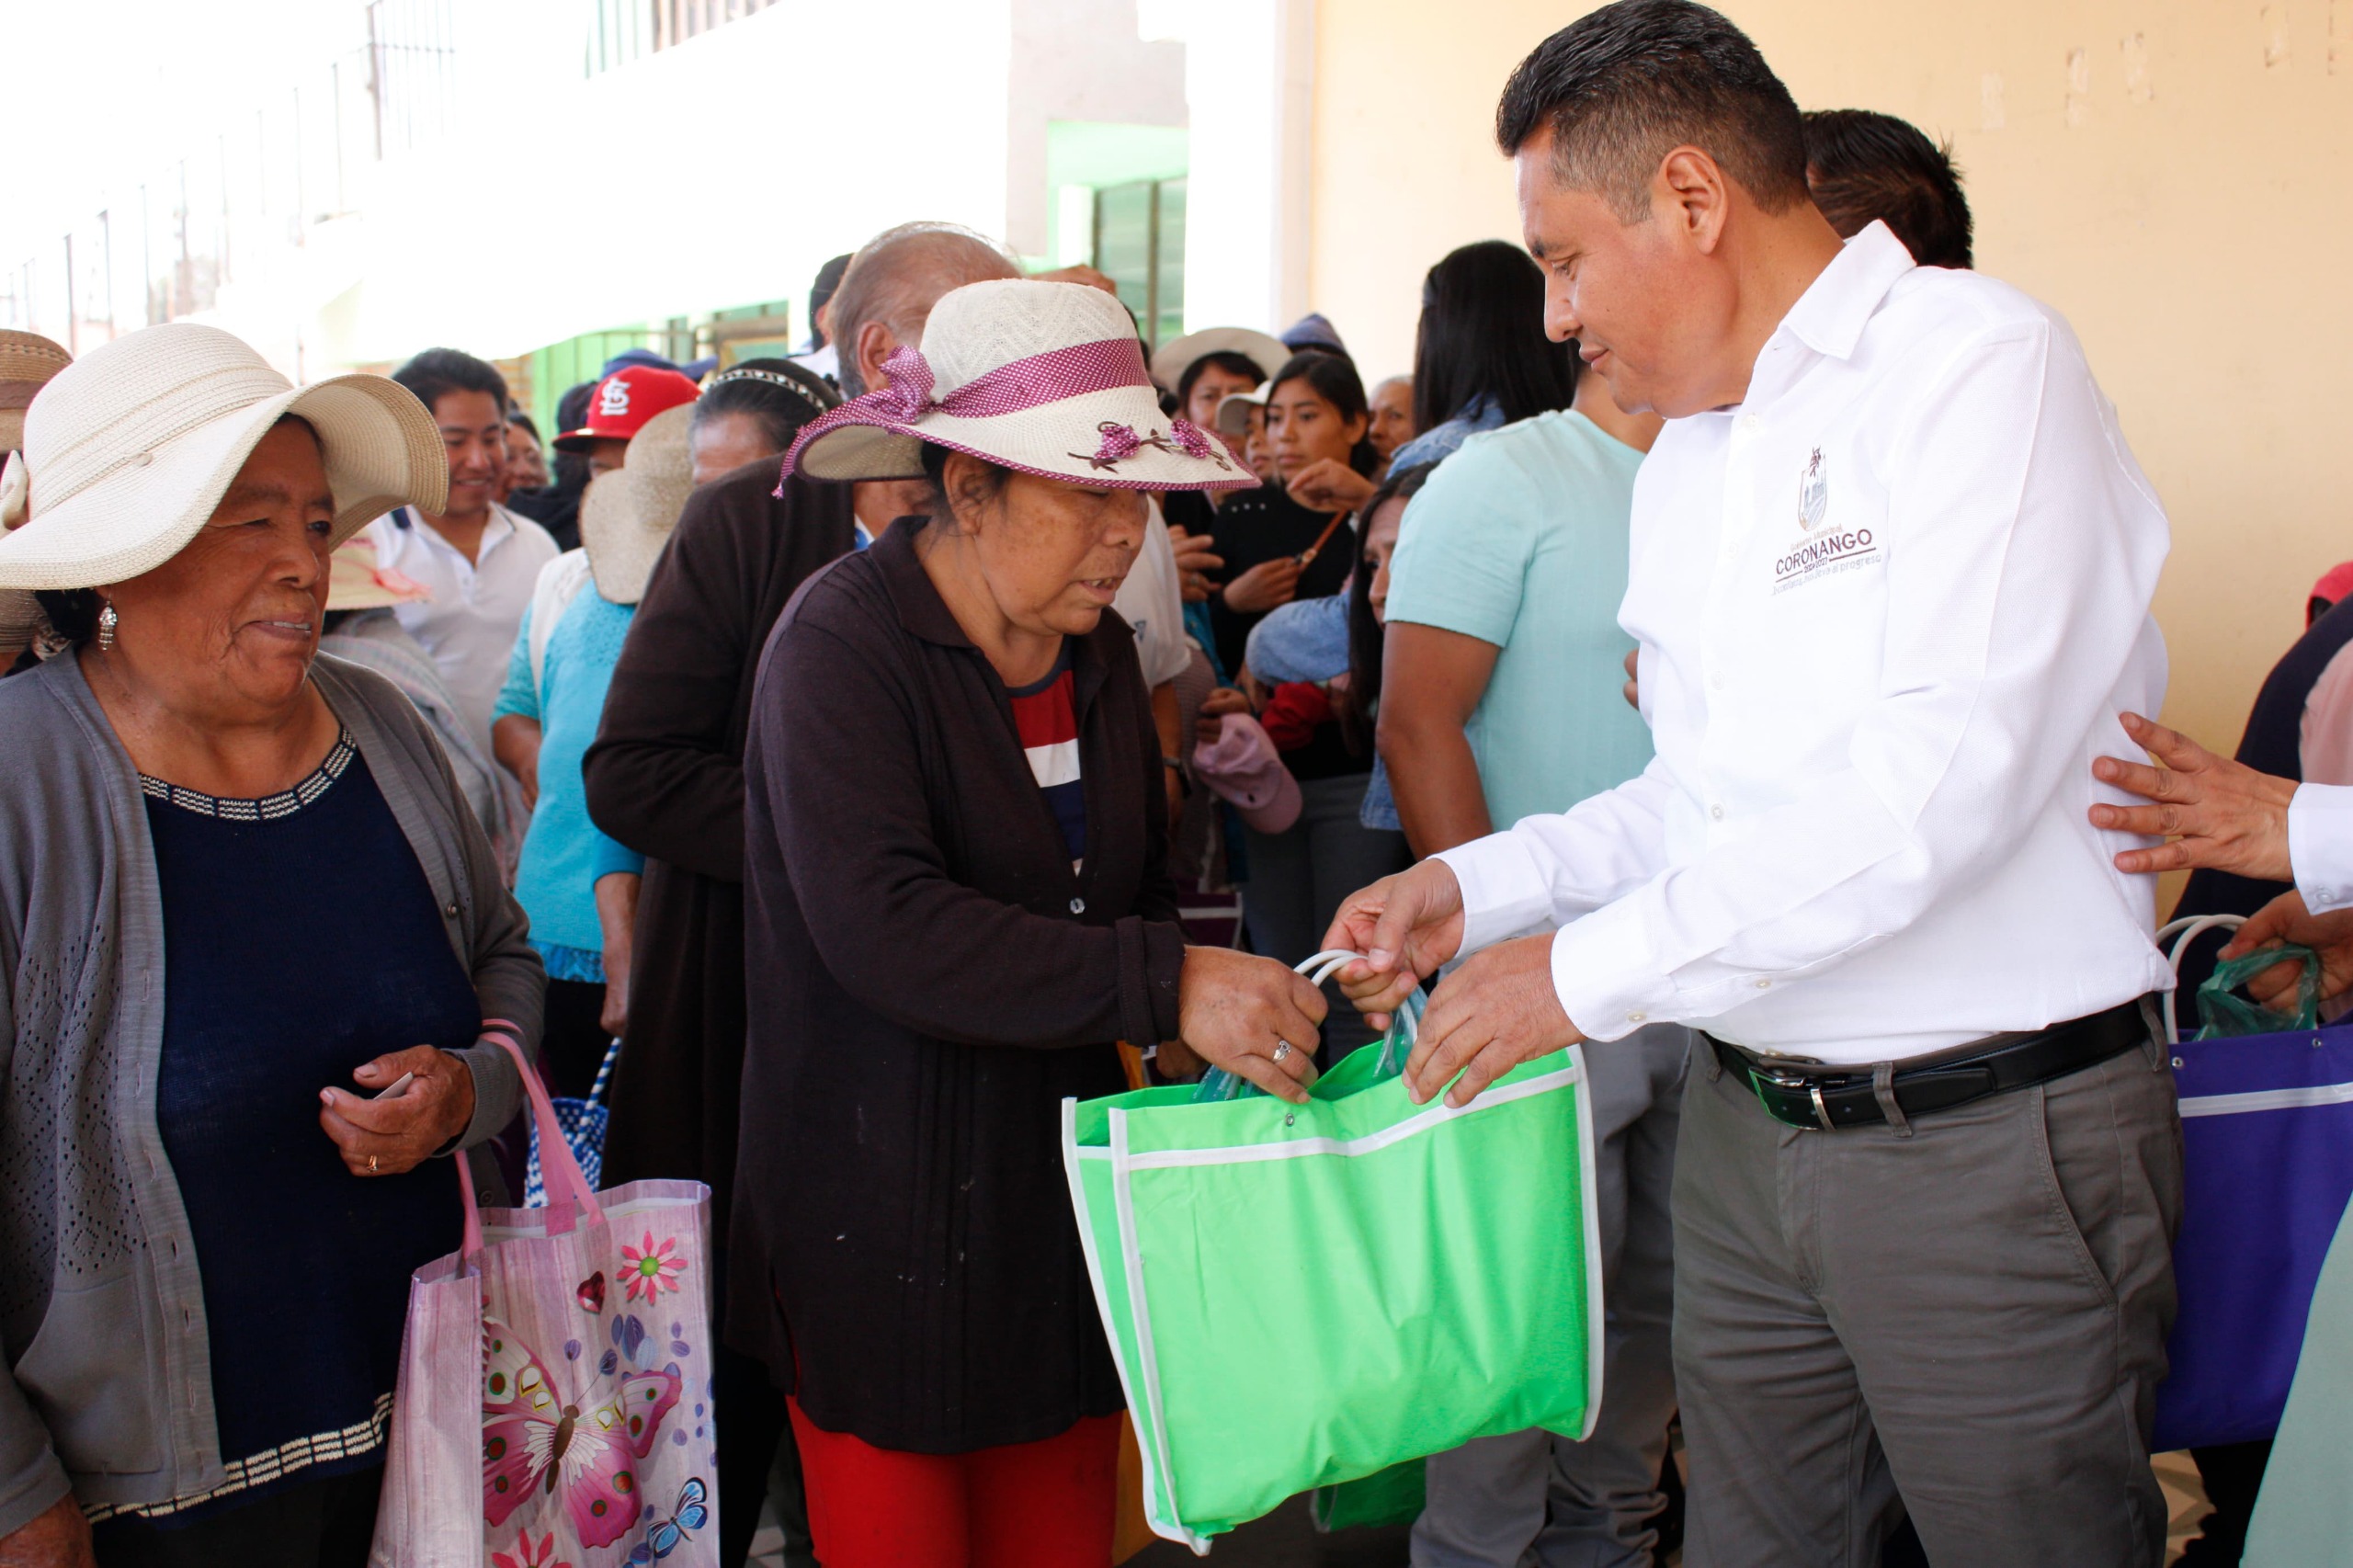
top-left (391, 347), bottom-right (509, 419)
top-left (1802, 109), bottom-right (1973, 268)
top-left (1495, 0), bottom-right (1809, 222)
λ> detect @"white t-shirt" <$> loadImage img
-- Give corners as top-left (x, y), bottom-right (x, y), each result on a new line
top-left (363, 502), bottom-right (560, 758)
top-left (1113, 501), bottom-right (1192, 690)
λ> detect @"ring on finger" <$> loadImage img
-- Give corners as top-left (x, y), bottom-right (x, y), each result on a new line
top-left (1271, 1040), bottom-right (1295, 1065)
top-left (368, 1154), bottom-right (379, 1175)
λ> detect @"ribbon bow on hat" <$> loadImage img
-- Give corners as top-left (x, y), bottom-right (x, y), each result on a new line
top-left (0, 451), bottom-right (26, 531)
top-left (867, 346), bottom-right (940, 423)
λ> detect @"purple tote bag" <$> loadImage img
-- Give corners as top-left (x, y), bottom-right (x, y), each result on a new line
top-left (2154, 916), bottom-right (2353, 1451)
top-left (370, 1025), bottom-right (719, 1568)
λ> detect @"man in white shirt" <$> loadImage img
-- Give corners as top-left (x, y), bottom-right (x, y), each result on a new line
top-left (365, 348), bottom-right (559, 758)
top-left (1327, 5), bottom-right (2179, 1562)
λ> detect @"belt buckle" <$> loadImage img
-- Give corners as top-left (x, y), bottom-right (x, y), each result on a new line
top-left (1750, 1061), bottom-right (1835, 1132)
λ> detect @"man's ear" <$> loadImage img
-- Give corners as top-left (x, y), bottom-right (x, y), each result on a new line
top-left (1656, 145), bottom-right (1732, 255)
top-left (856, 320), bottom-right (899, 393)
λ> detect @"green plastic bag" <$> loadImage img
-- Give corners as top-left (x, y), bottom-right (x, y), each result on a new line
top-left (2197, 944), bottom-right (2322, 1040)
top-left (1063, 951), bottom-right (1604, 1551)
top-left (1310, 1454), bottom-right (1426, 1531)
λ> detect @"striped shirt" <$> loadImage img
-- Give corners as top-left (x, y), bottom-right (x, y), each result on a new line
top-left (1007, 651), bottom-right (1086, 869)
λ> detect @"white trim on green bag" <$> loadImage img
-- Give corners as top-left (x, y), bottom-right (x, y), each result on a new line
top-left (1059, 1098), bottom-right (1199, 1552)
top-left (1085, 1061), bottom-right (1584, 1170)
top-left (1565, 1036), bottom-right (1606, 1444)
top-left (1111, 1106), bottom-right (1199, 1550)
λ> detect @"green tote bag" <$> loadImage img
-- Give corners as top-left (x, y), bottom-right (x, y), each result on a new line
top-left (1063, 950), bottom-right (1606, 1551)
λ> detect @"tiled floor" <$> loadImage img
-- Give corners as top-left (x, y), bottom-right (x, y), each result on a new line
top-left (752, 1450), bottom-right (2216, 1565)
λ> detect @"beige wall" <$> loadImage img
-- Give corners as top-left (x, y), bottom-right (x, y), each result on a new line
top-left (1310, 0), bottom-right (2353, 759)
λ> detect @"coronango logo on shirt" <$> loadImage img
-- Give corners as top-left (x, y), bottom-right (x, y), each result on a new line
top-left (1772, 447), bottom-right (1881, 594)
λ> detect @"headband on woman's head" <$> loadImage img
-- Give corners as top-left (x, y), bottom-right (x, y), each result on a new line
top-left (704, 366), bottom-right (835, 418)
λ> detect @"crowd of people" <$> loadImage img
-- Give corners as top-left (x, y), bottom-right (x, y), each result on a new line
top-left (0, 1), bottom-right (2343, 1565)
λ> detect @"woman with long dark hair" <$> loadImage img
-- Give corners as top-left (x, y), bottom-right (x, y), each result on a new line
top-left (1392, 239), bottom-right (1578, 472)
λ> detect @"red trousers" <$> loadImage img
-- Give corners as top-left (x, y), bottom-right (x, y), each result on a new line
top-left (787, 1400), bottom-right (1121, 1568)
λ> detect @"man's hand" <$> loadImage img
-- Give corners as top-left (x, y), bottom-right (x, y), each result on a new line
top-left (1176, 947), bottom-right (1327, 1105)
top-left (2091, 711), bottom-right (2297, 880)
top-left (2218, 890), bottom-right (2353, 1007)
top-left (1406, 934), bottom-right (1586, 1108)
top-left (1287, 459), bottom-right (1376, 519)
top-left (1222, 556), bottom-right (1303, 614)
top-left (1322, 861), bottom-right (1467, 1030)
top-left (0, 1495), bottom-right (96, 1568)
top-left (320, 1045), bottom-right (477, 1176)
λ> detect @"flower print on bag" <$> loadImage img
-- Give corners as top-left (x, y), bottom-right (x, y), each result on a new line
top-left (621, 1232), bottom-right (687, 1303)
top-left (493, 1530), bottom-right (571, 1568)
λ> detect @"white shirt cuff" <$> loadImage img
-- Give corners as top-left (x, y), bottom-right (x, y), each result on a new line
top-left (2290, 783), bottom-right (2353, 913)
top-left (1433, 832), bottom-right (1556, 957)
top-left (1548, 898), bottom-right (1678, 1043)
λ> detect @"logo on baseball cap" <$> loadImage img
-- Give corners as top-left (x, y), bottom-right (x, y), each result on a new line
top-left (555, 366), bottom-right (700, 451)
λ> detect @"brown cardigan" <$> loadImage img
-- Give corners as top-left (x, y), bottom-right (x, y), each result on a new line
top-left (730, 518), bottom-right (1185, 1453)
top-left (581, 460), bottom-right (858, 1229)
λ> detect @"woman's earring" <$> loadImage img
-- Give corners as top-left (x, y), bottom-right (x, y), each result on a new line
top-left (97, 601), bottom-right (118, 652)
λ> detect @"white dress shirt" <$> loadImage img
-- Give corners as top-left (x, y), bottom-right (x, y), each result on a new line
top-left (1113, 501), bottom-right (1193, 690)
top-left (1434, 222), bottom-right (2175, 1064)
top-left (2289, 786), bottom-right (2353, 913)
top-left (363, 503), bottom-right (559, 760)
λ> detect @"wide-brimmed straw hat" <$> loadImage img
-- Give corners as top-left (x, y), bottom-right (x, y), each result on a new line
top-left (0, 331), bottom-right (73, 456)
top-left (1148, 326), bottom-right (1290, 395)
top-left (0, 322), bottom-right (447, 593)
top-left (579, 403), bottom-right (696, 606)
top-left (785, 279), bottom-right (1255, 494)
top-left (325, 534), bottom-right (432, 611)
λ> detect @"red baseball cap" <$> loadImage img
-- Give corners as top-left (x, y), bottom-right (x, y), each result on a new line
top-left (553, 366), bottom-right (700, 451)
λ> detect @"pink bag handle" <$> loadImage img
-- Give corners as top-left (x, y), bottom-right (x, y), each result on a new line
top-left (454, 1020), bottom-right (606, 1259)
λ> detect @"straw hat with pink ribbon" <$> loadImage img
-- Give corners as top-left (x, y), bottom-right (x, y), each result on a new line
top-left (782, 279), bottom-right (1257, 494)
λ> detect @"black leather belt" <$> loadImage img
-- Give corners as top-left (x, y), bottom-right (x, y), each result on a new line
top-left (1708, 1000), bottom-right (2151, 1131)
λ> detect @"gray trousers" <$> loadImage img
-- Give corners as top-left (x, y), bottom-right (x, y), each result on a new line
top-left (1675, 1034), bottom-right (2183, 1568)
top-left (1413, 1026), bottom-right (1690, 1568)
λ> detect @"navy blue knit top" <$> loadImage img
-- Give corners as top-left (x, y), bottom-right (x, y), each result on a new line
top-left (144, 736), bottom-right (477, 1514)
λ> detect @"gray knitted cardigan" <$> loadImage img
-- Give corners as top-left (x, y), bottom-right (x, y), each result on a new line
top-left (0, 651), bottom-right (541, 1535)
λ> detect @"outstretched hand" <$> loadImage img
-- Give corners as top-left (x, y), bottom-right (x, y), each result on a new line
top-left (2091, 711), bottom-right (2297, 881)
top-left (1404, 934), bottom-right (1586, 1108)
top-left (1321, 860), bottom-right (1467, 1031)
top-left (2217, 890), bottom-right (2353, 1007)
top-left (1176, 947), bottom-right (1327, 1105)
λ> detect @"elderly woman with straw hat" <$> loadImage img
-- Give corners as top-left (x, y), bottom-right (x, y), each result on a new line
top-left (729, 279), bottom-right (1332, 1568)
top-left (0, 330), bottom-right (74, 672)
top-left (0, 323), bottom-right (537, 1565)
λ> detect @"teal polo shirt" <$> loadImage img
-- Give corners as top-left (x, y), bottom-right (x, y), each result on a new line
top-left (1384, 409), bottom-right (1653, 830)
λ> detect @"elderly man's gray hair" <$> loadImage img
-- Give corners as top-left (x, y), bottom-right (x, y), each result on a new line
top-left (829, 222), bottom-right (1023, 397)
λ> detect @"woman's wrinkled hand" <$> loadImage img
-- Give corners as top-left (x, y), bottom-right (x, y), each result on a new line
top-left (320, 1044), bottom-right (477, 1177)
top-left (1287, 459), bottom-right (1376, 517)
top-left (1222, 556), bottom-right (1303, 615)
top-left (0, 1495), bottom-right (96, 1568)
top-left (2217, 890), bottom-right (2353, 1007)
top-left (1176, 947), bottom-right (1328, 1105)
top-left (2091, 711), bottom-right (2297, 881)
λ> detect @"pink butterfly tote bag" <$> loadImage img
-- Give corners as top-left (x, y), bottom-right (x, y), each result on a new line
top-left (371, 1027), bottom-right (719, 1568)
